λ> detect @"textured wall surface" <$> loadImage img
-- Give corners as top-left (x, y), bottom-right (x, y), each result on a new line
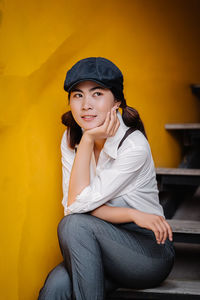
top-left (0, 0), bottom-right (200, 299)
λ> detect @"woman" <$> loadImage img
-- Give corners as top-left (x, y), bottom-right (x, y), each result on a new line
top-left (38, 57), bottom-right (175, 300)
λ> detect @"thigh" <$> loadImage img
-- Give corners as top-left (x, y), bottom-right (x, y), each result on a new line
top-left (58, 214), bottom-right (174, 289)
top-left (75, 215), bottom-right (175, 289)
top-left (100, 222), bottom-right (174, 288)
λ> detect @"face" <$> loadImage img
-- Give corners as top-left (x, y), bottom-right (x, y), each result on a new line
top-left (69, 80), bottom-right (121, 131)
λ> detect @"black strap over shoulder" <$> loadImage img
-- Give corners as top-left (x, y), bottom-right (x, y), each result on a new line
top-left (117, 127), bottom-right (136, 150)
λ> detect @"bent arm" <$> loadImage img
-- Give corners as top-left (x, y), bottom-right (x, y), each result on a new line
top-left (91, 205), bottom-right (173, 244)
top-left (67, 109), bottom-right (119, 212)
top-left (67, 133), bottom-right (94, 207)
top-left (91, 204), bottom-right (134, 223)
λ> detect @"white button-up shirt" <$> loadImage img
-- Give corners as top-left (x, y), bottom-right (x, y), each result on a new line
top-left (61, 111), bottom-right (164, 217)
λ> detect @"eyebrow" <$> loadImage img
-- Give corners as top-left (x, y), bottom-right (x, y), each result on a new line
top-left (71, 86), bottom-right (106, 93)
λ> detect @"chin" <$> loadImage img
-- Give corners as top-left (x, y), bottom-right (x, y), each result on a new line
top-left (80, 119), bottom-right (104, 131)
top-left (82, 124), bottom-right (99, 131)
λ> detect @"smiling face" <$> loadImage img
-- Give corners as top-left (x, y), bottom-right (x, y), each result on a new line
top-left (69, 80), bottom-right (121, 131)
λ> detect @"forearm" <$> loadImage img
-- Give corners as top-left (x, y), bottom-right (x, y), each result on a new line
top-left (68, 133), bottom-right (94, 206)
top-left (90, 205), bottom-right (135, 223)
top-left (91, 204), bottom-right (173, 244)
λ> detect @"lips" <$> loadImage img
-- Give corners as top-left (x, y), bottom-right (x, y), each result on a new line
top-left (81, 115), bottom-right (97, 120)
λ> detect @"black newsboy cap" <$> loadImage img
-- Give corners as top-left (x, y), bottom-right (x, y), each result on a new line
top-left (64, 57), bottom-right (124, 100)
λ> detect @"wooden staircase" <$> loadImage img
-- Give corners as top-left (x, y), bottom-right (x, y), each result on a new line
top-left (107, 85), bottom-right (200, 299)
top-left (167, 219), bottom-right (200, 244)
top-left (107, 280), bottom-right (200, 299)
top-left (156, 167), bottom-right (200, 190)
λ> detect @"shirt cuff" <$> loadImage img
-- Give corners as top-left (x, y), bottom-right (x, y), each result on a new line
top-left (66, 185), bottom-right (102, 214)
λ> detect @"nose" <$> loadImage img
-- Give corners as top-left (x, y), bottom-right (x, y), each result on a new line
top-left (82, 95), bottom-right (92, 110)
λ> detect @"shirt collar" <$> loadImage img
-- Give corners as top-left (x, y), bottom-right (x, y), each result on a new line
top-left (103, 111), bottom-right (129, 159)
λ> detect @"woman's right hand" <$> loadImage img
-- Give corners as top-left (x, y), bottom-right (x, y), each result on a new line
top-left (83, 106), bottom-right (120, 142)
top-left (130, 209), bottom-right (173, 244)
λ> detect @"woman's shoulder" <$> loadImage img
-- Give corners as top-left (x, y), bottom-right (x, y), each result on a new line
top-left (124, 129), bottom-right (150, 152)
top-left (118, 130), bottom-right (155, 170)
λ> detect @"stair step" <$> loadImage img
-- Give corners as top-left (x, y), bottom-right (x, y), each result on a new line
top-left (165, 123), bottom-right (200, 130)
top-left (107, 279), bottom-right (200, 299)
top-left (164, 123), bottom-right (200, 148)
top-left (168, 219), bottom-right (200, 235)
top-left (156, 168), bottom-right (200, 188)
top-left (156, 168), bottom-right (200, 176)
top-left (167, 219), bottom-right (200, 244)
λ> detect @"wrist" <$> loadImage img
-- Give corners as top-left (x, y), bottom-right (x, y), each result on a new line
top-left (128, 208), bottom-right (137, 222)
top-left (82, 131), bottom-right (95, 145)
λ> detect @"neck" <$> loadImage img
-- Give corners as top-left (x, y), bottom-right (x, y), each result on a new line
top-left (94, 138), bottom-right (106, 152)
top-left (81, 128), bottom-right (106, 152)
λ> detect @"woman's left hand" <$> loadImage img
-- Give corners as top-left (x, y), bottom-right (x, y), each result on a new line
top-left (130, 209), bottom-right (173, 244)
top-left (83, 106), bottom-right (120, 142)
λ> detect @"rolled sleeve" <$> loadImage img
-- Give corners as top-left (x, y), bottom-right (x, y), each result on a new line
top-left (67, 147), bottom-right (148, 214)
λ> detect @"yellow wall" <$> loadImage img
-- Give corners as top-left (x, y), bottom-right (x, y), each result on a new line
top-left (0, 0), bottom-right (200, 299)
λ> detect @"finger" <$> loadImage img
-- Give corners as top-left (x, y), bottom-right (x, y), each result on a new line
top-left (111, 115), bottom-right (120, 136)
top-left (151, 224), bottom-right (161, 244)
top-left (114, 117), bottom-right (120, 132)
top-left (153, 222), bottom-right (164, 244)
top-left (112, 108), bottom-right (119, 129)
top-left (163, 220), bottom-right (173, 242)
top-left (109, 109), bottom-right (118, 136)
top-left (158, 220), bottom-right (168, 244)
top-left (102, 111), bottom-right (111, 131)
top-left (107, 108), bottom-right (116, 134)
top-left (159, 217), bottom-right (173, 242)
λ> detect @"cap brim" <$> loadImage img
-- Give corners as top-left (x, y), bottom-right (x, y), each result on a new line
top-left (65, 79), bottom-right (111, 92)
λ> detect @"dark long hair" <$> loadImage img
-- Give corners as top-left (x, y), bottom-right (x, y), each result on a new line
top-left (61, 91), bottom-right (147, 149)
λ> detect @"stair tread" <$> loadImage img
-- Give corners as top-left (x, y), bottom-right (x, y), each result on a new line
top-left (165, 123), bottom-right (200, 130)
top-left (156, 168), bottom-right (200, 176)
top-left (111, 279), bottom-right (200, 297)
top-left (167, 219), bottom-right (200, 234)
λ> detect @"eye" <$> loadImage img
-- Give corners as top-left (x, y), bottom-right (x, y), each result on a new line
top-left (93, 91), bottom-right (102, 96)
top-left (72, 93), bottom-right (82, 98)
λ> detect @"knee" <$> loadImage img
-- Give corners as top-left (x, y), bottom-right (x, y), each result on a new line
top-left (57, 213), bottom-right (94, 246)
top-left (38, 263), bottom-right (72, 300)
top-left (57, 214), bottom-right (78, 242)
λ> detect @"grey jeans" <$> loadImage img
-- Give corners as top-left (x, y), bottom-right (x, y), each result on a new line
top-left (38, 213), bottom-right (175, 300)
